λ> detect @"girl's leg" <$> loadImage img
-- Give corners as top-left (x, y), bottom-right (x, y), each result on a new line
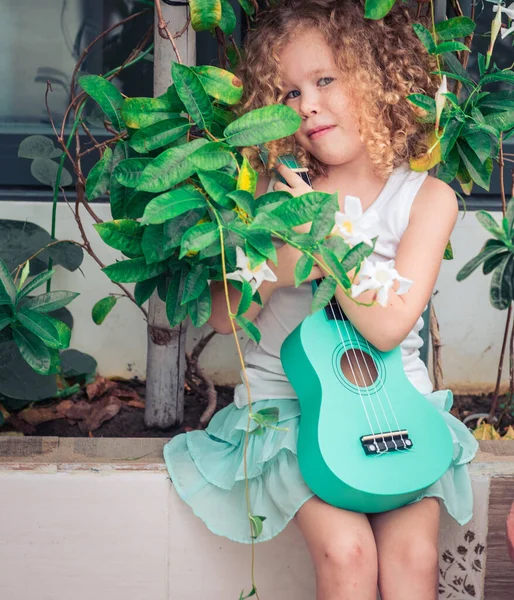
top-left (294, 496), bottom-right (378, 600)
top-left (368, 497), bottom-right (440, 600)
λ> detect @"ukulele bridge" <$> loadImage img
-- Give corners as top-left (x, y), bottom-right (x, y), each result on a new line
top-left (360, 430), bottom-right (412, 455)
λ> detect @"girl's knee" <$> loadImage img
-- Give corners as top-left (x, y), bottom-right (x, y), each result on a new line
top-left (315, 532), bottom-right (377, 575)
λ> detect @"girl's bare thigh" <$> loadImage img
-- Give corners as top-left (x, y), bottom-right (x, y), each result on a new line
top-left (294, 496), bottom-right (378, 600)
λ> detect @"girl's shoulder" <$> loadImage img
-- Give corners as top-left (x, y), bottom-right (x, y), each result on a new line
top-left (410, 173), bottom-right (458, 224)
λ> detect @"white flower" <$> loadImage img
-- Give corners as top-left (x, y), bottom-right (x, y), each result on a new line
top-left (435, 75), bottom-right (448, 130)
top-left (493, 2), bottom-right (514, 19)
top-left (226, 246), bottom-right (277, 293)
top-left (488, 2), bottom-right (504, 60)
top-left (334, 195), bottom-right (379, 247)
top-left (351, 259), bottom-right (413, 307)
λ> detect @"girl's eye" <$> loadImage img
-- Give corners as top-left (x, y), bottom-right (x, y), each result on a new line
top-left (318, 77), bottom-right (334, 87)
top-left (284, 89), bottom-right (300, 101)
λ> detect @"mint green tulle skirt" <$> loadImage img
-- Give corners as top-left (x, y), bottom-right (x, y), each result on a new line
top-left (163, 390), bottom-right (478, 544)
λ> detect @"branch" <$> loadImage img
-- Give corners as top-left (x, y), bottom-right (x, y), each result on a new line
top-left (155, 0), bottom-right (183, 63)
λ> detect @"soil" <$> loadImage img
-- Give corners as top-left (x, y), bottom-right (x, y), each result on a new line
top-left (1, 379), bottom-right (513, 439)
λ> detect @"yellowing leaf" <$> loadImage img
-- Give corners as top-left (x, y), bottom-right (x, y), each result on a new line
top-left (473, 422), bottom-right (501, 440)
top-left (502, 425), bottom-right (514, 440)
top-left (237, 156), bottom-right (257, 194)
top-left (410, 130), bottom-right (442, 172)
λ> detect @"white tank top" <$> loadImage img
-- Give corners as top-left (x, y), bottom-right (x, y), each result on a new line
top-left (233, 164), bottom-right (433, 408)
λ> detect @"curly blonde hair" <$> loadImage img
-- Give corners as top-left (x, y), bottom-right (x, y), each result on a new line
top-left (236, 0), bottom-right (438, 181)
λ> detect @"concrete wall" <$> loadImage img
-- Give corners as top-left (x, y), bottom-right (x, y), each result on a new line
top-left (0, 200), bottom-right (504, 392)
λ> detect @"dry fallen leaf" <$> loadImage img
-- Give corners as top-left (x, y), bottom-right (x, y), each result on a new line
top-left (86, 376), bottom-right (117, 401)
top-left (473, 422), bottom-right (501, 441)
top-left (18, 400), bottom-right (74, 426)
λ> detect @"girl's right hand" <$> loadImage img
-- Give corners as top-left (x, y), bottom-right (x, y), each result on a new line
top-left (272, 243), bottom-right (323, 289)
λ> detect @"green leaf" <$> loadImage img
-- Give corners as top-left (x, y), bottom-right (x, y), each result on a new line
top-left (456, 241), bottom-right (507, 280)
top-left (433, 41), bottom-right (470, 55)
top-left (464, 127), bottom-right (498, 162)
top-left (189, 0), bottom-right (222, 31)
top-left (109, 141), bottom-right (131, 218)
top-left (435, 16), bottom-right (475, 40)
top-left (310, 193), bottom-right (339, 241)
top-left (219, 0), bottom-right (237, 34)
top-left (172, 62), bottom-right (213, 130)
top-left (121, 92), bottom-right (183, 129)
top-left (114, 158), bottom-right (153, 188)
top-left (223, 105), bottom-right (301, 147)
top-left (197, 170), bottom-right (237, 207)
top-left (340, 241), bottom-right (375, 273)
top-left (180, 222), bottom-right (219, 258)
top-left (0, 308), bottom-right (12, 333)
top-left (440, 53), bottom-right (476, 93)
top-left (182, 263), bottom-right (209, 304)
top-left (164, 208), bottom-right (206, 250)
top-left (444, 240), bottom-right (454, 260)
top-left (102, 257), bottom-right (168, 283)
top-left (30, 158), bottom-right (72, 189)
top-left (17, 269), bottom-right (56, 302)
top-left (188, 284), bottom-right (212, 327)
top-left (86, 147), bottom-right (113, 200)
top-left (412, 23), bottom-right (436, 54)
top-left (141, 225), bottom-right (174, 264)
top-left (311, 277), bottom-right (337, 314)
top-left (475, 210), bottom-right (505, 240)
top-left (94, 219), bottom-right (144, 255)
top-left (23, 291), bottom-right (79, 313)
top-left (364, 0), bottom-right (396, 20)
top-left (437, 147), bottom-right (459, 183)
top-left (17, 261), bottom-right (31, 291)
top-left (406, 94), bottom-right (436, 120)
top-left (491, 255), bottom-right (514, 310)
top-left (319, 247), bottom-right (351, 289)
top-left (18, 135), bottom-right (62, 159)
top-left (0, 258), bottom-right (16, 306)
top-left (249, 514), bottom-right (266, 539)
top-left (484, 251), bottom-right (508, 275)
top-left (480, 71), bottom-right (514, 87)
top-left (79, 75), bottom-right (124, 131)
top-left (60, 349), bottom-right (97, 378)
top-left (136, 138), bottom-right (208, 193)
top-left (236, 280), bottom-right (253, 316)
top-left (239, 586), bottom-right (257, 600)
top-left (478, 90), bottom-right (514, 111)
top-left (92, 296), bottom-right (118, 325)
top-left (507, 197), bottom-right (514, 234)
top-left (142, 184), bottom-right (207, 225)
top-left (236, 0), bottom-right (255, 16)
top-left (189, 142), bottom-right (235, 171)
top-left (483, 110), bottom-right (514, 133)
top-left (270, 191), bottom-right (334, 227)
top-left (295, 255), bottom-right (314, 287)
top-left (192, 65), bottom-right (243, 105)
top-left (166, 269), bottom-right (188, 328)
top-left (235, 314), bottom-right (261, 343)
top-left (129, 118), bottom-right (190, 153)
top-left (229, 190), bottom-right (255, 218)
top-left (440, 119), bottom-right (464, 161)
top-left (134, 276), bottom-right (160, 306)
top-left (456, 142), bottom-right (492, 191)
top-left (213, 105), bottom-right (236, 127)
top-left (12, 327), bottom-right (53, 375)
top-left (16, 308), bottom-right (68, 349)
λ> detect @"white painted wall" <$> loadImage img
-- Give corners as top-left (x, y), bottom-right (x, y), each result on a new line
top-left (0, 200), bottom-right (505, 392)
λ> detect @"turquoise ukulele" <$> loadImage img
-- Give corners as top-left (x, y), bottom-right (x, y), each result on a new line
top-left (261, 149), bottom-right (454, 513)
top-left (280, 289), bottom-right (454, 514)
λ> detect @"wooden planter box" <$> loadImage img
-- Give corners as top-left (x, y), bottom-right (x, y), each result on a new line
top-left (0, 437), bottom-right (513, 600)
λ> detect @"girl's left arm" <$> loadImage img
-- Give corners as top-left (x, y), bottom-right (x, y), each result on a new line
top-left (332, 176), bottom-right (458, 352)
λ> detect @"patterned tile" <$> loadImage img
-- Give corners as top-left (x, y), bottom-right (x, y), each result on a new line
top-left (438, 475), bottom-right (489, 599)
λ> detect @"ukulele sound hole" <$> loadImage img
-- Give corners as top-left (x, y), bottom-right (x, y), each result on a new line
top-left (340, 349), bottom-right (378, 388)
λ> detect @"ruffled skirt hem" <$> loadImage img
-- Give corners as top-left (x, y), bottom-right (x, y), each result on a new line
top-left (163, 390), bottom-right (478, 544)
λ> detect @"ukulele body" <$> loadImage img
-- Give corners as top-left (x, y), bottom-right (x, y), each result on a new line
top-left (280, 304), bottom-right (454, 514)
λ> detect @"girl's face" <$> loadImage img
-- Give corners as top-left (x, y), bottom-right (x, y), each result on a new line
top-left (279, 27), bottom-right (368, 169)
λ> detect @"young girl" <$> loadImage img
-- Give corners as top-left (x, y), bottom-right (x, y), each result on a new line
top-left (164, 1), bottom-right (479, 598)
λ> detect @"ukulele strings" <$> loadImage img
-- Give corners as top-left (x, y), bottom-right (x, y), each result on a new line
top-left (258, 150), bottom-right (406, 452)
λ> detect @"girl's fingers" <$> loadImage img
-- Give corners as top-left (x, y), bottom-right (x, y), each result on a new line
top-left (273, 181), bottom-right (293, 193)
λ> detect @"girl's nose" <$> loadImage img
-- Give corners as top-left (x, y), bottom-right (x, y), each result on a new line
top-left (299, 93), bottom-right (319, 119)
